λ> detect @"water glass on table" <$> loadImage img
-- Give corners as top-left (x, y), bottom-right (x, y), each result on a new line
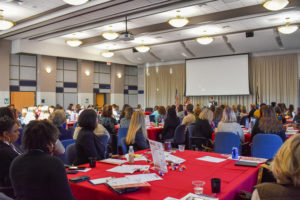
top-left (211, 178), bottom-right (221, 193)
top-left (178, 144), bottom-right (185, 152)
top-left (88, 157), bottom-right (97, 168)
top-left (192, 180), bottom-right (205, 195)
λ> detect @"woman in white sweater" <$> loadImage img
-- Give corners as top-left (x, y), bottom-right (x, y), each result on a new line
top-left (217, 107), bottom-right (244, 142)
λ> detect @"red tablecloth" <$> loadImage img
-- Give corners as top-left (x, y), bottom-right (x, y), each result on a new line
top-left (145, 112), bottom-right (152, 115)
top-left (115, 125), bottom-right (163, 141)
top-left (68, 150), bottom-right (259, 200)
top-left (67, 121), bottom-right (76, 127)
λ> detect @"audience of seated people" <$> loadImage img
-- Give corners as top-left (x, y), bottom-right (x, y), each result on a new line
top-left (0, 100), bottom-right (298, 199)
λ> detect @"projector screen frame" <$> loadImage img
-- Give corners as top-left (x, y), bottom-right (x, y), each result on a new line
top-left (185, 53), bottom-right (250, 97)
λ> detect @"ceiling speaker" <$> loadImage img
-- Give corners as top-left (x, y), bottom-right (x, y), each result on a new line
top-left (246, 31), bottom-right (254, 38)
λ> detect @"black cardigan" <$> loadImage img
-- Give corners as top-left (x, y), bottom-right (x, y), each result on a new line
top-left (10, 150), bottom-right (75, 200)
top-left (160, 117), bottom-right (180, 141)
top-left (0, 141), bottom-right (19, 197)
top-left (74, 128), bottom-right (106, 165)
top-left (192, 119), bottom-right (214, 140)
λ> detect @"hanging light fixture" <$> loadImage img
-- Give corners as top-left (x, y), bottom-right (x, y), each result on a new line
top-left (65, 35), bottom-right (82, 47)
top-left (168, 10), bottom-right (189, 28)
top-left (0, 9), bottom-right (15, 30)
top-left (102, 50), bottom-right (114, 58)
top-left (278, 22), bottom-right (299, 34)
top-left (101, 26), bottom-right (120, 40)
top-left (196, 36), bottom-right (214, 45)
top-left (62, 0), bottom-right (89, 5)
top-left (263, 0), bottom-right (289, 11)
top-left (135, 40), bottom-right (151, 53)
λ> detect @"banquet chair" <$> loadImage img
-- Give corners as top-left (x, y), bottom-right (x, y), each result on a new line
top-left (252, 134), bottom-right (283, 159)
top-left (98, 134), bottom-right (109, 159)
top-left (173, 125), bottom-right (186, 145)
top-left (188, 124), bottom-right (212, 151)
top-left (0, 192), bottom-right (13, 200)
top-left (65, 143), bottom-right (76, 165)
top-left (149, 115), bottom-right (155, 122)
top-left (61, 139), bottom-right (76, 150)
top-left (145, 107), bottom-right (153, 112)
top-left (239, 116), bottom-right (248, 126)
top-left (118, 128), bottom-right (128, 154)
top-left (214, 132), bottom-right (240, 154)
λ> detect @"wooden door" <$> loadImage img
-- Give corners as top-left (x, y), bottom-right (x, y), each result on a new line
top-left (96, 94), bottom-right (105, 107)
top-left (11, 92), bottom-right (35, 111)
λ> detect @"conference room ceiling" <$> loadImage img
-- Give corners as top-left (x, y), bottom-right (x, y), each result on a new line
top-left (0, 0), bottom-right (299, 65)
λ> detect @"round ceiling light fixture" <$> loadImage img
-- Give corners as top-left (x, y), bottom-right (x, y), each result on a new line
top-left (196, 36), bottom-right (214, 45)
top-left (278, 22), bottom-right (299, 34)
top-left (0, 9), bottom-right (15, 30)
top-left (62, 0), bottom-right (89, 5)
top-left (168, 10), bottom-right (189, 28)
top-left (135, 44), bottom-right (151, 53)
top-left (102, 50), bottom-right (114, 58)
top-left (101, 26), bottom-right (120, 40)
top-left (262, 0), bottom-right (289, 11)
top-left (65, 36), bottom-right (82, 47)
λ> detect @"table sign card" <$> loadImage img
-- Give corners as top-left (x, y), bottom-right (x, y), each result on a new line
top-left (149, 139), bottom-right (168, 173)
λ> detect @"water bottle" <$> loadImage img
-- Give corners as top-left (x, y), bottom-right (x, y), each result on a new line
top-left (232, 147), bottom-right (239, 160)
top-left (128, 146), bottom-right (135, 164)
top-left (245, 118), bottom-right (249, 129)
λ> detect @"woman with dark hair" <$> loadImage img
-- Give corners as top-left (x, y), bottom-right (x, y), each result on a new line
top-left (9, 120), bottom-right (75, 200)
top-left (0, 107), bottom-right (15, 120)
top-left (157, 106), bottom-right (166, 123)
top-left (75, 109), bottom-right (107, 165)
top-left (159, 108), bottom-right (180, 141)
top-left (119, 104), bottom-right (130, 120)
top-left (274, 106), bottom-right (286, 124)
top-left (251, 105), bottom-right (286, 142)
top-left (98, 105), bottom-right (117, 135)
top-left (286, 104), bottom-right (295, 118)
top-left (120, 106), bottom-right (133, 128)
top-left (177, 104), bottom-right (185, 119)
top-left (213, 106), bottom-right (223, 128)
top-left (293, 107), bottom-right (300, 124)
top-left (0, 116), bottom-right (20, 197)
top-left (192, 109), bottom-right (214, 142)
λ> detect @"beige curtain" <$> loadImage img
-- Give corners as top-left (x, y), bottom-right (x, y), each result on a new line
top-left (145, 54), bottom-right (298, 109)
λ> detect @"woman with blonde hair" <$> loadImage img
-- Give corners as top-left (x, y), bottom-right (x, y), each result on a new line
top-left (125, 111), bottom-right (149, 151)
top-left (217, 107), bottom-right (244, 142)
top-left (251, 134), bottom-right (300, 200)
top-left (191, 109), bottom-right (214, 142)
top-left (194, 105), bottom-right (202, 121)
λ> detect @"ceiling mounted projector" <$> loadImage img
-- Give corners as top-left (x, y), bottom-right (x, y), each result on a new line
top-left (119, 16), bottom-right (135, 41)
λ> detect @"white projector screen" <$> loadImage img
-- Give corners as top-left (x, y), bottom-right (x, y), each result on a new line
top-left (186, 54), bottom-right (249, 96)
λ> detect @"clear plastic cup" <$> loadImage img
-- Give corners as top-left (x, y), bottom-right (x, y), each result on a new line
top-left (192, 180), bottom-right (205, 195)
top-left (178, 144), bottom-right (185, 152)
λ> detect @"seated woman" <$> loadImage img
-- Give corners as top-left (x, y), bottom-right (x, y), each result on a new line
top-left (251, 134), bottom-right (300, 200)
top-left (285, 104), bottom-right (295, 118)
top-left (157, 106), bottom-right (166, 123)
top-left (217, 107), bottom-right (244, 142)
top-left (120, 106), bottom-right (133, 128)
top-left (159, 107), bottom-right (180, 142)
top-left (213, 106), bottom-right (223, 128)
top-left (75, 109), bottom-right (107, 165)
top-left (293, 107), bottom-right (300, 124)
top-left (251, 105), bottom-right (286, 142)
top-left (0, 116), bottom-right (20, 198)
top-left (194, 105), bottom-right (201, 121)
top-left (177, 104), bottom-right (185, 119)
top-left (119, 104), bottom-right (130, 121)
top-left (98, 105), bottom-right (117, 135)
top-left (49, 109), bottom-right (73, 140)
top-left (125, 111), bottom-right (149, 151)
top-left (10, 120), bottom-right (75, 200)
top-left (192, 109), bottom-right (214, 141)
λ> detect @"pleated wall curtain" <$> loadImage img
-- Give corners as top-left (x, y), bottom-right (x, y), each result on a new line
top-left (145, 54), bottom-right (298, 110)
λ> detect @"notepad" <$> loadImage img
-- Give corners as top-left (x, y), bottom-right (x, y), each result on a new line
top-left (196, 156), bottom-right (226, 163)
top-left (125, 173), bottom-right (162, 182)
top-left (89, 177), bottom-right (113, 185)
top-left (100, 158), bottom-right (127, 165)
top-left (181, 193), bottom-right (219, 200)
top-left (164, 153), bottom-right (185, 164)
top-left (107, 165), bottom-right (150, 174)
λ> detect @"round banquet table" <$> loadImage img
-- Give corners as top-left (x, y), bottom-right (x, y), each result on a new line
top-left (144, 111), bottom-right (152, 115)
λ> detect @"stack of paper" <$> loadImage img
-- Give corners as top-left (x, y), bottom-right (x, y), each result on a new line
top-left (196, 156), bottom-right (226, 163)
top-left (181, 193), bottom-right (219, 200)
top-left (77, 168), bottom-right (91, 172)
top-left (89, 177), bottom-right (113, 185)
top-left (100, 158), bottom-right (127, 165)
top-left (164, 153), bottom-right (185, 164)
top-left (107, 165), bottom-right (150, 174)
top-left (125, 173), bottom-right (162, 182)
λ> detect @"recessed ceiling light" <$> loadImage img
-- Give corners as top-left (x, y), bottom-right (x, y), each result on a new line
top-left (0, 9), bottom-right (15, 30)
top-left (263, 0), bottom-right (289, 11)
top-left (168, 10), bottom-right (189, 28)
top-left (62, 0), bottom-right (89, 5)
